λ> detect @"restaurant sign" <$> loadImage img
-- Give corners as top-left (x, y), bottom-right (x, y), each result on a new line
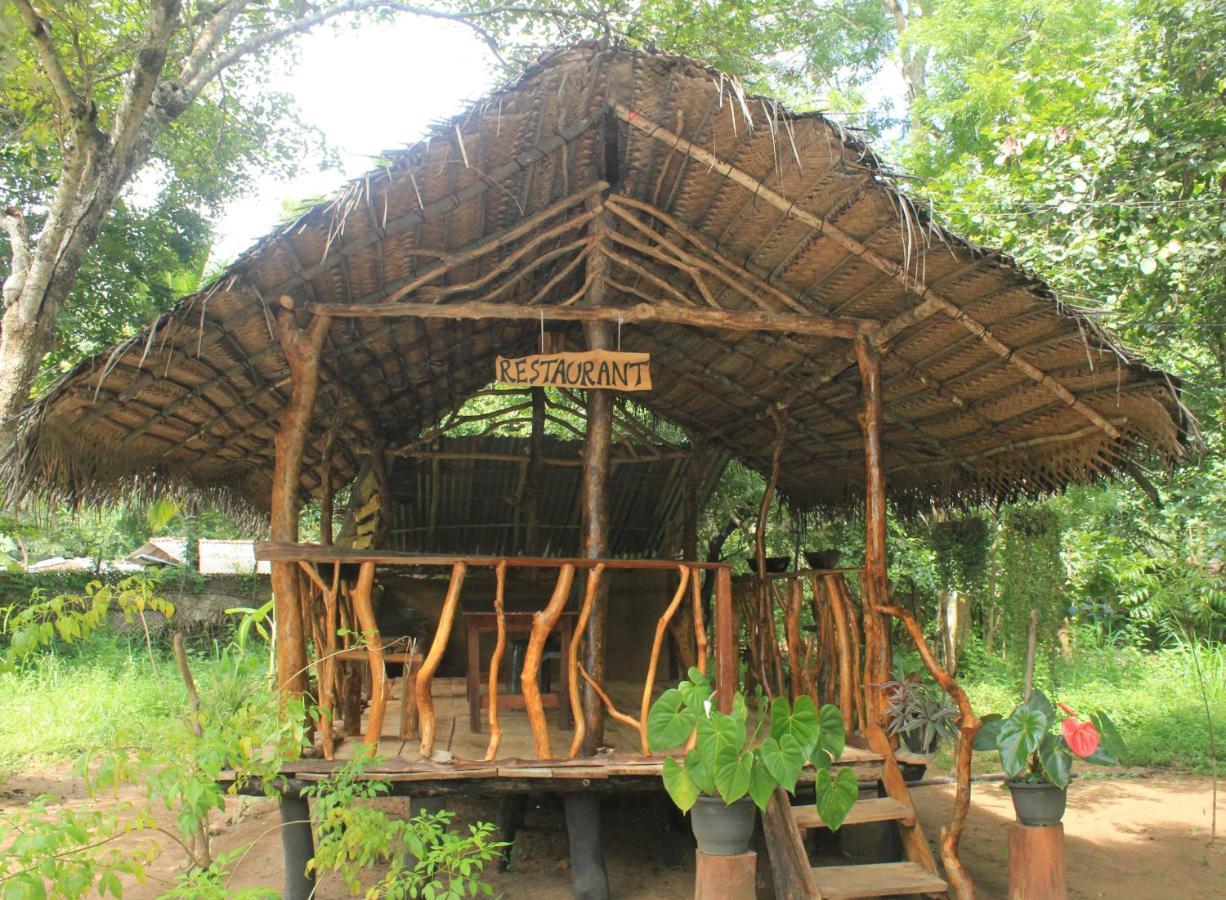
top-left (495, 350), bottom-right (652, 391)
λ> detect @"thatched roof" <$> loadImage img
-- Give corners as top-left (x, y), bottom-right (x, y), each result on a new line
top-left (4, 44), bottom-right (1192, 514)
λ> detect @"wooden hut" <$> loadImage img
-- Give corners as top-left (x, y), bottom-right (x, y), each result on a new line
top-left (3, 44), bottom-right (1191, 899)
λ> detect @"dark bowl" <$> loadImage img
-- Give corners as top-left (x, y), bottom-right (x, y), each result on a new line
top-left (804, 549), bottom-right (841, 570)
top-left (758, 555), bottom-right (791, 574)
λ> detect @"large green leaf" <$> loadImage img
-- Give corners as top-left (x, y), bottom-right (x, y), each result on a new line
top-left (714, 748), bottom-right (753, 804)
top-left (812, 704), bottom-right (846, 767)
top-left (973, 714), bottom-right (1004, 751)
top-left (661, 757), bottom-right (699, 812)
top-left (760, 734), bottom-right (804, 793)
top-left (1038, 733), bottom-right (1073, 789)
top-left (685, 748), bottom-right (716, 795)
top-left (678, 669), bottom-right (713, 713)
top-left (696, 711), bottom-right (747, 767)
top-left (748, 763), bottom-right (777, 812)
top-left (998, 708), bottom-right (1047, 778)
top-left (1023, 690), bottom-right (1056, 723)
top-left (769, 695), bottom-right (819, 754)
top-left (815, 767), bottom-right (859, 831)
top-left (1089, 711), bottom-right (1126, 766)
top-left (647, 689), bottom-right (697, 751)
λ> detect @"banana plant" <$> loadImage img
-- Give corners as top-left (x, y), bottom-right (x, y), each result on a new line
top-left (646, 668), bottom-right (859, 828)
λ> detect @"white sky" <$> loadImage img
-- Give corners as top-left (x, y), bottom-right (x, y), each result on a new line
top-left (212, 19), bottom-right (497, 263)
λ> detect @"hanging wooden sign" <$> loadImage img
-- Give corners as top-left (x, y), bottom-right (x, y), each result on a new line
top-left (495, 350), bottom-right (652, 391)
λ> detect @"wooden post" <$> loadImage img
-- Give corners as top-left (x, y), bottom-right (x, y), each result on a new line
top-left (715, 567), bottom-right (735, 714)
top-left (525, 387), bottom-right (545, 555)
top-left (579, 315), bottom-right (614, 755)
top-left (521, 563), bottom-right (576, 759)
top-left (270, 308), bottom-right (331, 702)
top-left (349, 561), bottom-right (385, 747)
top-left (1008, 823), bottom-right (1067, 899)
top-left (417, 562), bottom-right (468, 758)
top-left (854, 335), bottom-right (891, 727)
top-left (484, 561), bottom-right (508, 761)
top-left (640, 566), bottom-right (691, 754)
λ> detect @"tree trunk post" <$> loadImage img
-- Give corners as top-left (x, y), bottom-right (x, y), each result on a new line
top-left (279, 793), bottom-right (315, 900)
top-left (854, 335), bottom-right (891, 727)
top-left (564, 792), bottom-right (610, 900)
top-left (1008, 822), bottom-right (1068, 899)
top-left (271, 306), bottom-right (331, 702)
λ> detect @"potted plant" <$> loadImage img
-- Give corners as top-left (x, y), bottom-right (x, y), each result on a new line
top-left (646, 668), bottom-right (858, 855)
top-left (881, 674), bottom-right (960, 774)
top-left (974, 689), bottom-right (1126, 826)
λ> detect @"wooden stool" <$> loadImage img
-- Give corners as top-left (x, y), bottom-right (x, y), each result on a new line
top-left (695, 850), bottom-right (756, 899)
top-left (1008, 822), bottom-right (1067, 899)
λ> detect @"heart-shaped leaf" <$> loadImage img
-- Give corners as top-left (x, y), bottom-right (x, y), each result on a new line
top-left (714, 747), bottom-right (753, 804)
top-left (647, 688), bottom-right (697, 751)
top-left (761, 734), bottom-right (805, 793)
top-left (770, 695), bottom-right (819, 754)
top-left (697, 711), bottom-right (746, 760)
top-left (812, 703), bottom-right (846, 766)
top-left (748, 763), bottom-right (776, 811)
top-left (685, 748), bottom-right (716, 795)
top-left (815, 766), bottom-right (859, 831)
top-left (1022, 689), bottom-right (1055, 723)
top-left (1039, 733), bottom-right (1073, 789)
top-left (973, 714), bottom-right (1004, 751)
top-left (662, 757), bottom-right (699, 812)
top-left (999, 707), bottom-right (1047, 778)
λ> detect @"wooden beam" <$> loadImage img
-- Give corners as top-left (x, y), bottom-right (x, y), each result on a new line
top-left (616, 104), bottom-right (1123, 442)
top-left (270, 311), bottom-right (331, 702)
top-left (309, 298), bottom-right (869, 339)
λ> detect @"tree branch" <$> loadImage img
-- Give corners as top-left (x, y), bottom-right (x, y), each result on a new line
top-left (1, 209), bottom-right (32, 313)
top-left (110, 0), bottom-right (185, 165)
top-left (10, 0), bottom-right (81, 118)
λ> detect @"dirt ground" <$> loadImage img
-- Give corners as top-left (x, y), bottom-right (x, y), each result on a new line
top-left (2, 765), bottom-right (1222, 898)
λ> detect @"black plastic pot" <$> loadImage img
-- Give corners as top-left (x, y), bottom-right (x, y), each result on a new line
top-left (690, 795), bottom-right (757, 856)
top-left (1007, 780), bottom-right (1067, 826)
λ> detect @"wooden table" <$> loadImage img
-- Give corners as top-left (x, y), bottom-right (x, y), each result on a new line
top-left (335, 638), bottom-right (423, 740)
top-left (463, 610), bottom-right (576, 734)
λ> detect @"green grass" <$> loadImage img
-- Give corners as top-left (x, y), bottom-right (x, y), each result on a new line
top-left (0, 634), bottom-right (269, 781)
top-left (942, 639), bottom-right (1226, 774)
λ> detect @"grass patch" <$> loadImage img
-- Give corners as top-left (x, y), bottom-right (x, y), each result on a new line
top-left (0, 633), bottom-right (270, 781)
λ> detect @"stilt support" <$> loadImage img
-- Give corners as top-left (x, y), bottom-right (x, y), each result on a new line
top-left (279, 794), bottom-right (315, 900)
top-left (564, 792), bottom-right (610, 900)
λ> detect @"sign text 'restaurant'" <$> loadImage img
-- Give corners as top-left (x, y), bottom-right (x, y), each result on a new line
top-left (495, 350), bottom-right (652, 391)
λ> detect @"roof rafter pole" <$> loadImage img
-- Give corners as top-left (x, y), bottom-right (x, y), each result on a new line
top-left (579, 198), bottom-right (613, 758)
top-left (854, 335), bottom-right (891, 732)
top-left (615, 104), bottom-right (1123, 443)
top-left (270, 308), bottom-right (332, 704)
top-left (309, 299), bottom-right (867, 340)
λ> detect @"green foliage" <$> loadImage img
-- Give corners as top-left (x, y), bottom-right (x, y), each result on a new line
top-left (647, 669), bottom-right (855, 825)
top-left (159, 849), bottom-right (278, 899)
top-left (0, 573), bottom-right (175, 672)
top-left (304, 753), bottom-right (504, 899)
top-left (0, 794), bottom-right (157, 899)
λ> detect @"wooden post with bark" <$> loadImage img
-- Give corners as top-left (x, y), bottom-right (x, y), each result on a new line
top-left (270, 307), bottom-right (331, 702)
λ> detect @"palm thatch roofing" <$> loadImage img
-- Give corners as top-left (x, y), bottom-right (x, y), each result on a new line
top-left (3, 44), bottom-right (1193, 515)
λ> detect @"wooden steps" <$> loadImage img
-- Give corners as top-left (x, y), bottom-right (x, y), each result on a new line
top-left (793, 796), bottom-right (915, 830)
top-left (811, 862), bottom-right (948, 899)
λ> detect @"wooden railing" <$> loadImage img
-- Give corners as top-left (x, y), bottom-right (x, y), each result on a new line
top-left (733, 567), bottom-right (867, 731)
top-left (259, 543), bottom-right (734, 763)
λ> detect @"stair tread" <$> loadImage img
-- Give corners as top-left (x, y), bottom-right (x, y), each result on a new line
top-left (812, 862), bottom-right (947, 899)
top-left (793, 797), bottom-right (913, 829)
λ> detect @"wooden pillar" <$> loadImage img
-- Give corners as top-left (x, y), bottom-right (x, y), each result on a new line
top-left (270, 306), bottom-right (331, 701)
top-left (525, 386), bottom-right (546, 556)
top-left (579, 321), bottom-right (614, 751)
top-left (279, 793), bottom-right (315, 900)
top-left (1009, 823), bottom-right (1068, 899)
top-left (715, 567), bottom-right (735, 713)
top-left (854, 335), bottom-right (891, 727)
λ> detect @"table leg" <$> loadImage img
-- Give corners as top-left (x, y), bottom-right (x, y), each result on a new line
top-left (400, 656), bottom-right (418, 740)
top-left (560, 616), bottom-right (573, 730)
top-left (467, 619), bottom-right (482, 734)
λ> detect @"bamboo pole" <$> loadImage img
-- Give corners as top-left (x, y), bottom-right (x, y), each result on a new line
top-left (484, 561), bottom-right (509, 762)
top-left (417, 562), bottom-right (468, 758)
top-left (640, 566), bottom-right (692, 755)
top-left (348, 561), bottom-right (385, 748)
top-left (569, 565), bottom-right (606, 758)
top-left (522, 564), bottom-right (576, 760)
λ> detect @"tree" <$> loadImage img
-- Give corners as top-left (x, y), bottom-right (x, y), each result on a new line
top-left (0, 0), bottom-right (604, 453)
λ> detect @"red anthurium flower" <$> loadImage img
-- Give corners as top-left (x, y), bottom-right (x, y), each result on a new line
top-left (1062, 716), bottom-right (1101, 758)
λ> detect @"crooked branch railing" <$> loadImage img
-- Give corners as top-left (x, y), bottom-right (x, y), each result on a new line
top-left (260, 544), bottom-right (734, 764)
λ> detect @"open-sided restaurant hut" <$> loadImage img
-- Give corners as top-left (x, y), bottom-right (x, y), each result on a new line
top-left (3, 45), bottom-right (1191, 899)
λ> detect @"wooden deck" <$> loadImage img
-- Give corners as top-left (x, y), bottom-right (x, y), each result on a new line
top-left (251, 677), bottom-right (884, 795)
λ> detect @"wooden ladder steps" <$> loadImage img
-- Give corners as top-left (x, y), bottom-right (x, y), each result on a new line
top-left (811, 861), bottom-right (948, 899)
top-left (793, 797), bottom-right (915, 830)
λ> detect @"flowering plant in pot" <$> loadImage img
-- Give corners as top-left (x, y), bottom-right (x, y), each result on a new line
top-left (973, 689), bottom-right (1126, 825)
top-left (647, 668), bottom-right (858, 855)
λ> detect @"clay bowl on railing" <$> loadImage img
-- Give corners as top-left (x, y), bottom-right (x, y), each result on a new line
top-left (804, 549), bottom-right (841, 570)
top-left (756, 556), bottom-right (791, 575)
